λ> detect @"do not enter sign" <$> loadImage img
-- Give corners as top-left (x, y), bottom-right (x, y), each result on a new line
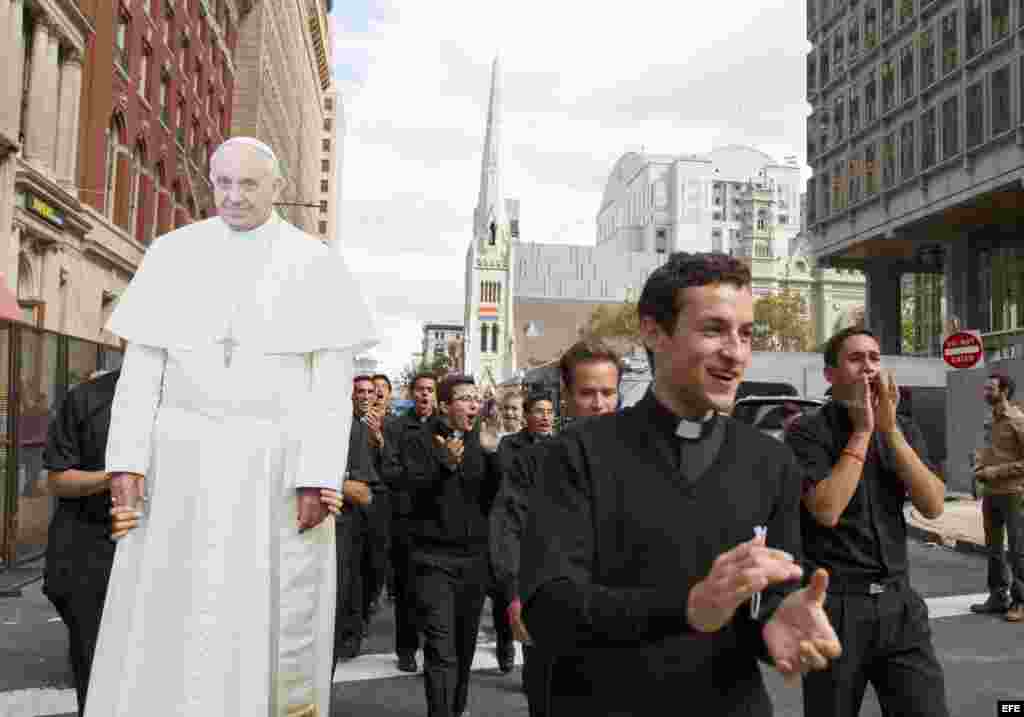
top-left (942, 331), bottom-right (983, 369)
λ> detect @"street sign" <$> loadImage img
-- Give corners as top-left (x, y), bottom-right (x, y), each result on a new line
top-left (942, 331), bottom-right (984, 369)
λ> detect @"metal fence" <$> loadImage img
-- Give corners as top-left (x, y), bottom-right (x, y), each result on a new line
top-left (0, 321), bottom-right (123, 572)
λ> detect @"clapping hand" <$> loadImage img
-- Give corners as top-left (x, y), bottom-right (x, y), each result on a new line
top-left (687, 532), bottom-right (804, 633)
top-left (434, 434), bottom-right (464, 469)
top-left (875, 370), bottom-right (900, 434)
top-left (763, 568), bottom-right (842, 685)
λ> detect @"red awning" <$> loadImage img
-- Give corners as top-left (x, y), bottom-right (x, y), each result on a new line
top-left (0, 275), bottom-right (21, 321)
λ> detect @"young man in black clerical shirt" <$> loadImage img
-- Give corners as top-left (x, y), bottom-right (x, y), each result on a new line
top-left (42, 369), bottom-right (120, 717)
top-left (519, 251), bottom-right (842, 717)
top-left (491, 340), bottom-right (622, 717)
top-left (404, 374), bottom-right (502, 717)
top-left (786, 328), bottom-right (949, 717)
top-left (379, 371), bottom-right (437, 672)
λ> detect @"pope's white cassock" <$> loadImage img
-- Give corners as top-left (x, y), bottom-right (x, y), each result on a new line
top-left (84, 209), bottom-right (375, 717)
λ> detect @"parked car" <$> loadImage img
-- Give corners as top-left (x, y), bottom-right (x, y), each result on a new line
top-left (731, 396), bottom-right (824, 442)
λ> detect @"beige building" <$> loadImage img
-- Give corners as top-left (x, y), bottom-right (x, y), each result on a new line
top-left (231, 0), bottom-right (333, 236)
top-left (0, 0), bottom-right (96, 329)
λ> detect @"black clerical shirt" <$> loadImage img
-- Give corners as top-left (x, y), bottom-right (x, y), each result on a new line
top-left (520, 391), bottom-right (804, 715)
top-left (42, 371), bottom-right (120, 597)
top-left (380, 412), bottom-right (431, 517)
top-left (786, 400), bottom-right (934, 581)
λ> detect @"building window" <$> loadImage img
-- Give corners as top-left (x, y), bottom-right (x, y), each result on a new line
top-left (713, 211), bottom-right (722, 221)
top-left (942, 11), bottom-right (959, 75)
top-left (920, 27), bottom-right (936, 88)
top-left (159, 73), bottom-right (170, 126)
top-left (849, 154), bottom-right (862, 203)
top-left (320, 179), bottom-right (329, 193)
top-left (319, 200), bottom-right (328, 214)
top-left (966, 81), bottom-right (984, 148)
top-left (325, 97), bottom-right (334, 111)
top-left (104, 115), bottom-right (126, 220)
top-left (942, 94), bottom-right (959, 159)
top-left (832, 162), bottom-right (844, 210)
top-left (318, 221), bottom-right (327, 235)
top-left (882, 132), bottom-right (896, 187)
top-left (116, 14), bottom-right (130, 74)
top-left (833, 32), bottom-right (845, 67)
top-left (991, 64), bottom-right (1012, 135)
top-left (757, 217), bottom-right (767, 231)
top-left (865, 4), bottom-right (878, 48)
top-left (321, 159), bottom-right (329, 173)
top-left (899, 0), bottom-right (914, 25)
top-left (821, 37), bottom-right (831, 84)
top-left (322, 138), bottom-right (330, 152)
top-left (807, 54), bottom-right (817, 91)
top-left (655, 228), bottom-right (668, 253)
top-left (882, 0), bottom-right (894, 37)
top-left (755, 243), bottom-right (771, 258)
top-left (849, 86), bottom-right (860, 132)
top-left (480, 324), bottom-right (488, 353)
top-left (921, 106), bottom-right (937, 169)
top-left (864, 142), bottom-right (877, 194)
top-left (139, 45), bottom-right (151, 101)
top-left (324, 118), bottom-right (332, 132)
top-left (491, 325), bottom-right (499, 354)
top-left (834, 96), bottom-right (845, 141)
top-left (129, 142), bottom-right (147, 241)
top-left (179, 33), bottom-right (189, 70)
top-left (900, 44), bottom-right (913, 103)
top-left (900, 120), bottom-right (915, 180)
top-left (865, 71), bottom-right (877, 122)
top-left (992, 0), bottom-right (1010, 41)
top-left (848, 18), bottom-right (860, 56)
top-left (881, 60), bottom-right (895, 113)
top-left (966, 0), bottom-right (983, 61)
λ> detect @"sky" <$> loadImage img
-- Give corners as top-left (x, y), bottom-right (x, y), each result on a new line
top-left (329, 0), bottom-right (813, 378)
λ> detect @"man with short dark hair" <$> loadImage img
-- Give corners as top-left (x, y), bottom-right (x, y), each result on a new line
top-left (498, 391), bottom-right (525, 439)
top-left (521, 252), bottom-right (840, 716)
top-left (971, 373), bottom-right (1024, 622)
top-left (42, 369), bottom-right (121, 717)
top-left (787, 327), bottom-right (949, 716)
top-left (491, 344), bottom-right (621, 716)
top-left (381, 371), bottom-right (438, 672)
top-left (405, 374), bottom-right (502, 717)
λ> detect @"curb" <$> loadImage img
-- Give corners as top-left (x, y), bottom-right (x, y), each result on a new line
top-left (906, 521), bottom-right (989, 558)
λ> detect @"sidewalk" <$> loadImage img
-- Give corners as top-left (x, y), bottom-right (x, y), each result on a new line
top-left (905, 492), bottom-right (987, 556)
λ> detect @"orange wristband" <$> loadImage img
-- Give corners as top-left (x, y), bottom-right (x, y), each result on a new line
top-left (841, 449), bottom-right (865, 464)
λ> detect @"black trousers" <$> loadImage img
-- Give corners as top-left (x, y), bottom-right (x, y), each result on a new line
top-left (362, 493), bottom-right (391, 619)
top-left (486, 575), bottom-right (513, 658)
top-left (982, 494), bottom-right (1024, 604)
top-left (413, 550), bottom-right (489, 717)
top-left (45, 586), bottom-right (107, 717)
top-left (390, 517), bottom-right (420, 655)
top-left (523, 644), bottom-right (553, 717)
top-left (334, 509), bottom-right (366, 666)
top-left (802, 581), bottom-right (949, 717)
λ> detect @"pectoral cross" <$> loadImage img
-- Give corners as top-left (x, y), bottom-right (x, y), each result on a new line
top-left (216, 327), bottom-right (240, 368)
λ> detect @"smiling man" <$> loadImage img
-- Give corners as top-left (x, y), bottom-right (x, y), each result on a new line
top-left (404, 374), bottom-right (503, 717)
top-left (519, 252), bottom-right (840, 716)
top-left (89, 137), bottom-right (375, 717)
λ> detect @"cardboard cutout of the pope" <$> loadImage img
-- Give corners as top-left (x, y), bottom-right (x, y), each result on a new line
top-left (84, 137), bottom-right (376, 717)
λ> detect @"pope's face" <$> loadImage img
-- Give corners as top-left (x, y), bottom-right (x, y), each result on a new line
top-left (210, 143), bottom-right (283, 231)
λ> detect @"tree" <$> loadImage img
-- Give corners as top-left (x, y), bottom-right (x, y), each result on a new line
top-left (584, 300), bottom-right (642, 352)
top-left (397, 352), bottom-right (451, 398)
top-left (752, 290), bottom-right (814, 352)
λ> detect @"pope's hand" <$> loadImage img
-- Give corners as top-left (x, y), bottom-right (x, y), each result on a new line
top-left (110, 505), bottom-right (142, 540)
top-left (508, 599), bottom-right (531, 643)
top-left (763, 568), bottom-right (841, 685)
top-left (296, 488), bottom-right (329, 533)
top-left (109, 472), bottom-right (145, 540)
top-left (687, 533), bottom-right (803, 633)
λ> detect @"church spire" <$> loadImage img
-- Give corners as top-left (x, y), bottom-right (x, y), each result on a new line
top-left (476, 56), bottom-right (506, 240)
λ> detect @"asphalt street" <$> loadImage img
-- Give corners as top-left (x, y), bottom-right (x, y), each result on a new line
top-left (2, 540), bottom-right (1022, 717)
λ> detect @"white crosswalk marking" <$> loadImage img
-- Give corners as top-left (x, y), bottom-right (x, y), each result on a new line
top-left (0, 596), bottom-right (992, 717)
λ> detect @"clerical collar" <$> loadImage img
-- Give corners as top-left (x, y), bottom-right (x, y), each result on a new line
top-left (223, 210), bottom-right (280, 243)
top-left (676, 411), bottom-right (717, 440)
top-left (639, 389), bottom-right (719, 442)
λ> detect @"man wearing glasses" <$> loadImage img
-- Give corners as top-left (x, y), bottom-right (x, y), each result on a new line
top-left (403, 375), bottom-right (503, 717)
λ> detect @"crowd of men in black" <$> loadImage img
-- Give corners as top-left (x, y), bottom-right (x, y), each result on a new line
top-left (42, 250), bottom-right (968, 717)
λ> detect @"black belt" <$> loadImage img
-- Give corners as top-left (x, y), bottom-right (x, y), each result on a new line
top-left (826, 573), bottom-right (907, 595)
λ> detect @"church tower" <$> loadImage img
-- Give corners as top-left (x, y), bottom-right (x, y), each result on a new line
top-left (464, 57), bottom-right (516, 386)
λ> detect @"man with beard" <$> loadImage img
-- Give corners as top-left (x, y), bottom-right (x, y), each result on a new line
top-left (520, 252), bottom-right (841, 716)
top-left (971, 373), bottom-right (1024, 622)
top-left (380, 371), bottom-right (438, 672)
top-left (405, 375), bottom-right (502, 717)
top-left (787, 328), bottom-right (948, 716)
top-left (490, 341), bottom-right (621, 716)
top-left (334, 374), bottom-right (384, 660)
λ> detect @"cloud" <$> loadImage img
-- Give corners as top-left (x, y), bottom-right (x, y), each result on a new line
top-left (331, 0), bottom-right (813, 374)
